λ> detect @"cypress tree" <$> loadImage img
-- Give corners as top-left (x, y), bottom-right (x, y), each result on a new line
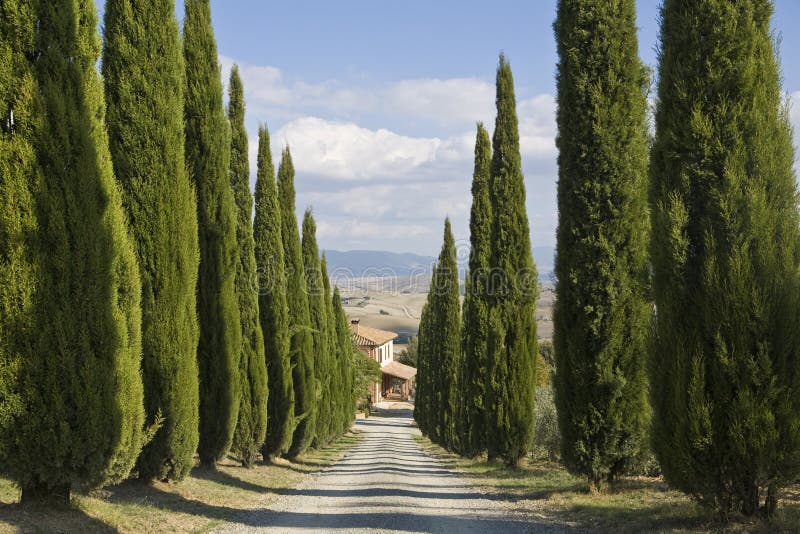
top-left (413, 302), bottom-right (428, 433)
top-left (650, 0), bottom-right (800, 517)
top-left (228, 66), bottom-right (268, 467)
top-left (433, 219), bottom-right (461, 451)
top-left (414, 274), bottom-right (436, 439)
top-left (183, 0), bottom-right (242, 467)
top-left (552, 0), bottom-right (651, 492)
top-left (485, 55), bottom-right (538, 467)
top-left (459, 123), bottom-right (492, 457)
top-left (319, 253), bottom-right (338, 443)
top-left (103, 0), bottom-right (201, 481)
top-left (253, 126), bottom-right (293, 459)
top-left (0, 0), bottom-right (38, 470)
top-left (278, 148), bottom-right (316, 458)
top-left (302, 211), bottom-right (331, 447)
top-left (9, 0), bottom-right (145, 504)
top-left (332, 286), bottom-right (355, 435)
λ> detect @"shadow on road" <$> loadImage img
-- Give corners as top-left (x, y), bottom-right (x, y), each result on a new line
top-left (244, 510), bottom-right (572, 532)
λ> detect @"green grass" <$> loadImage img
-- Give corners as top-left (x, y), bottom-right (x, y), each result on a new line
top-left (414, 435), bottom-right (800, 533)
top-left (0, 431), bottom-right (360, 533)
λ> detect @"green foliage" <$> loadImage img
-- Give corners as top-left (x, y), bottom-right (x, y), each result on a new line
top-left (538, 339), bottom-right (554, 371)
top-left (396, 336), bottom-right (418, 367)
top-left (227, 66), bottom-right (268, 468)
top-left (103, 0), bottom-right (200, 482)
top-left (352, 351), bottom-right (381, 404)
top-left (278, 148), bottom-right (316, 458)
top-left (414, 279), bottom-right (435, 438)
top-left (302, 210), bottom-right (332, 448)
top-left (7, 0), bottom-right (145, 503)
top-left (485, 55), bottom-right (538, 467)
top-left (0, 0), bottom-right (38, 471)
top-left (350, 352), bottom-right (381, 412)
top-left (253, 126), bottom-right (293, 459)
top-left (317, 253), bottom-right (339, 444)
top-left (183, 0), bottom-right (241, 467)
top-left (650, 0), bottom-right (800, 517)
top-left (332, 287), bottom-right (358, 434)
top-left (459, 123), bottom-right (492, 457)
top-left (435, 220), bottom-right (462, 450)
top-left (531, 387), bottom-right (561, 463)
top-left (415, 221), bottom-right (461, 452)
top-left (552, 0), bottom-right (651, 492)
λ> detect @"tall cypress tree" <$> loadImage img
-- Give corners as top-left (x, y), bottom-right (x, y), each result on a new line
top-left (183, 0), bottom-right (242, 467)
top-left (485, 55), bottom-right (538, 467)
top-left (332, 286), bottom-right (355, 435)
top-left (0, 0), bottom-right (38, 471)
top-left (278, 148), bottom-right (316, 458)
top-left (7, 0), bottom-right (145, 504)
top-left (459, 123), bottom-right (492, 457)
top-left (415, 273), bottom-right (436, 439)
top-left (319, 253), bottom-right (338, 443)
top-left (253, 126), bottom-right (293, 459)
top-left (433, 219), bottom-right (461, 451)
top-left (552, 0), bottom-right (651, 492)
top-left (302, 210), bottom-right (330, 447)
top-left (228, 66), bottom-right (268, 467)
top-left (650, 0), bottom-right (800, 517)
top-left (103, 0), bottom-right (201, 482)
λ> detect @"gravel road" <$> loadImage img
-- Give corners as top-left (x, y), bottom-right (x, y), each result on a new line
top-left (217, 402), bottom-right (570, 533)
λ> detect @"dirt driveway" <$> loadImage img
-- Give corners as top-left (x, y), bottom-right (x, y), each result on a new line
top-left (217, 402), bottom-right (569, 533)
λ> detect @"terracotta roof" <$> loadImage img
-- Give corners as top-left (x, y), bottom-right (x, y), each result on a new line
top-left (381, 360), bottom-right (417, 380)
top-left (350, 323), bottom-right (398, 346)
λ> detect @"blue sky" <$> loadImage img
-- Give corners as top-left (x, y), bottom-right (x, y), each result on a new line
top-left (96, 1), bottom-right (800, 257)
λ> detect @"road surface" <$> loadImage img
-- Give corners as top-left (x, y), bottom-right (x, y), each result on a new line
top-left (218, 402), bottom-right (568, 533)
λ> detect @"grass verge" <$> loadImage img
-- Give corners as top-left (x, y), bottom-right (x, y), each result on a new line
top-left (414, 435), bottom-right (800, 533)
top-left (0, 431), bottom-right (360, 533)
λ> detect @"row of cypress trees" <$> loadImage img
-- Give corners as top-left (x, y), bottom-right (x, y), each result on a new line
top-left (417, 0), bottom-right (800, 518)
top-left (416, 56), bottom-right (539, 468)
top-left (554, 0), bottom-right (800, 518)
top-left (0, 0), bottom-right (357, 505)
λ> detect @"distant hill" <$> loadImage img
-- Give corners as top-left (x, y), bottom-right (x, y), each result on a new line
top-left (324, 246), bottom-right (555, 282)
top-left (533, 246), bottom-right (555, 282)
top-left (324, 250), bottom-right (436, 277)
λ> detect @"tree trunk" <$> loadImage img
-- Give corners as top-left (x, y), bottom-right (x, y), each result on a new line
top-left (588, 475), bottom-right (606, 495)
top-left (198, 455), bottom-right (217, 471)
top-left (764, 484), bottom-right (777, 518)
top-left (21, 480), bottom-right (70, 508)
top-left (741, 481), bottom-right (759, 516)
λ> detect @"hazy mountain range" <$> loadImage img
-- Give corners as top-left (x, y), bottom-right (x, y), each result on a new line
top-left (324, 247), bottom-right (555, 282)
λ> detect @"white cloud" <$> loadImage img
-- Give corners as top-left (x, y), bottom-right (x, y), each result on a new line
top-left (317, 219), bottom-right (431, 240)
top-left (274, 117), bottom-right (447, 180)
top-left (304, 182), bottom-right (470, 221)
top-left (385, 78), bottom-right (495, 126)
top-left (270, 99), bottom-right (557, 183)
top-left (519, 94), bottom-right (557, 158)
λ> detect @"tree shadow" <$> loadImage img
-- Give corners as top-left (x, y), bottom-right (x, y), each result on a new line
top-left (243, 509), bottom-right (573, 532)
top-left (0, 501), bottom-right (118, 533)
top-left (189, 466), bottom-right (276, 494)
top-left (563, 501), bottom-right (711, 534)
top-left (323, 466), bottom-right (459, 476)
top-left (273, 486), bottom-right (525, 502)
